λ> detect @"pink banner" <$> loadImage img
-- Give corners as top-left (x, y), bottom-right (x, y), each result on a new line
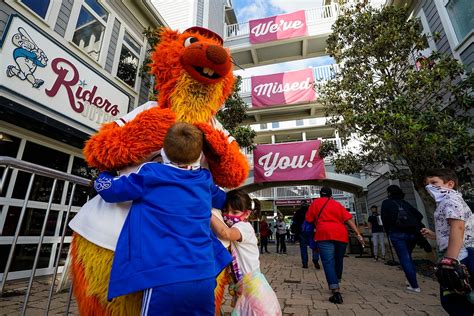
top-left (253, 140), bottom-right (326, 183)
top-left (251, 68), bottom-right (316, 107)
top-left (249, 10), bottom-right (308, 44)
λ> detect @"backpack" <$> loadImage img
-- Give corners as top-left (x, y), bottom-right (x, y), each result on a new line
top-left (301, 220), bottom-right (314, 233)
top-left (394, 201), bottom-right (419, 231)
top-left (290, 220), bottom-right (299, 234)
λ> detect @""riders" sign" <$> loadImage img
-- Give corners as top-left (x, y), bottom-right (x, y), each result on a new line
top-left (0, 16), bottom-right (129, 132)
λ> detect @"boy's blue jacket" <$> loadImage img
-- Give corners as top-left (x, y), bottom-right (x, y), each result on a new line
top-left (94, 163), bottom-right (231, 300)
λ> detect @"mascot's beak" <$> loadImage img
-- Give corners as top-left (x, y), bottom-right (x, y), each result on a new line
top-left (181, 42), bottom-right (232, 85)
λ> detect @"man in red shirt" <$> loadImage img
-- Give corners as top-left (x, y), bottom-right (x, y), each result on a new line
top-left (306, 187), bottom-right (364, 304)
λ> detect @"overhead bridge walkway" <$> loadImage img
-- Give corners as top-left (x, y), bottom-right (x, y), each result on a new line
top-left (225, 4), bottom-right (341, 69)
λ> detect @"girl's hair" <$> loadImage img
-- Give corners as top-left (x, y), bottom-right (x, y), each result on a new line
top-left (225, 189), bottom-right (252, 212)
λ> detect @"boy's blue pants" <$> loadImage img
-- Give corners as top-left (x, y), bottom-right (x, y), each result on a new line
top-left (141, 278), bottom-right (215, 316)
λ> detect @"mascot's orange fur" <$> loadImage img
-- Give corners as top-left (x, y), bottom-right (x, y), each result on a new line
top-left (70, 27), bottom-right (249, 315)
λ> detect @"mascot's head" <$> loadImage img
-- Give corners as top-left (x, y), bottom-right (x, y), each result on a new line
top-left (150, 27), bottom-right (235, 123)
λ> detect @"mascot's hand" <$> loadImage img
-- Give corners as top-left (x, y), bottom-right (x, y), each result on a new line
top-left (84, 107), bottom-right (176, 171)
top-left (194, 122), bottom-right (249, 188)
top-left (194, 122), bottom-right (229, 161)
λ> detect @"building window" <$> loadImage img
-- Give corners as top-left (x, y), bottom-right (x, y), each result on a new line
top-left (272, 122), bottom-right (279, 129)
top-left (445, 0), bottom-right (473, 41)
top-left (72, 0), bottom-right (109, 61)
top-left (260, 123), bottom-right (267, 130)
top-left (296, 119), bottom-right (304, 126)
top-left (117, 32), bottom-right (141, 88)
top-left (21, 0), bottom-right (51, 19)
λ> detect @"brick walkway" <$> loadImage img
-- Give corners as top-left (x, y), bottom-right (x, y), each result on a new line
top-left (1, 243), bottom-right (446, 315)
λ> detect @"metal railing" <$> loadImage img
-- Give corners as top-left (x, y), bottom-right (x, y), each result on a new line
top-left (225, 3), bottom-right (341, 40)
top-left (0, 156), bottom-right (90, 315)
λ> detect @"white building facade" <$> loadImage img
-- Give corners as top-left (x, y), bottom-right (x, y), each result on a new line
top-left (0, 0), bottom-right (166, 281)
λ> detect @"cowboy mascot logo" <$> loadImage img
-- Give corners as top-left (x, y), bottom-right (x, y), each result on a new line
top-left (6, 27), bottom-right (48, 88)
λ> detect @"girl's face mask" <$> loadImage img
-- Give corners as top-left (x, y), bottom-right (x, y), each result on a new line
top-left (425, 184), bottom-right (450, 203)
top-left (223, 211), bottom-right (249, 227)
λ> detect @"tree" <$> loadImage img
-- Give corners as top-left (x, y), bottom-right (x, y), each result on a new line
top-left (217, 76), bottom-right (256, 151)
top-left (320, 3), bottom-right (473, 224)
top-left (141, 28), bottom-right (256, 151)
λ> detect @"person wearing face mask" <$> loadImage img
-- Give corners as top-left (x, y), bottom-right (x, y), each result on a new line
top-left (381, 184), bottom-right (425, 293)
top-left (368, 205), bottom-right (386, 261)
top-left (420, 168), bottom-right (474, 316)
top-left (211, 189), bottom-right (281, 315)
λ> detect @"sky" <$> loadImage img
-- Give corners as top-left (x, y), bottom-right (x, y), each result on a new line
top-left (231, 0), bottom-right (334, 78)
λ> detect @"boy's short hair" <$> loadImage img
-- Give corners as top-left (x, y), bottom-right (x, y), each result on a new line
top-left (371, 205), bottom-right (377, 210)
top-left (425, 168), bottom-right (459, 189)
top-left (225, 189), bottom-right (252, 212)
top-left (164, 122), bottom-right (203, 165)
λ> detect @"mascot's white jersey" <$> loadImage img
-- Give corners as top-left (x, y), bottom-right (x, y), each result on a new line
top-left (69, 101), bottom-right (234, 250)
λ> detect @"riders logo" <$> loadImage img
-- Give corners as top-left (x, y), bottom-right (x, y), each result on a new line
top-left (6, 27), bottom-right (48, 89)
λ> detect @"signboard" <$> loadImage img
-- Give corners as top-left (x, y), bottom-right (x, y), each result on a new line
top-left (274, 199), bottom-right (312, 206)
top-left (251, 68), bottom-right (316, 107)
top-left (0, 16), bottom-right (129, 131)
top-left (253, 140), bottom-right (326, 183)
top-left (249, 10), bottom-right (308, 44)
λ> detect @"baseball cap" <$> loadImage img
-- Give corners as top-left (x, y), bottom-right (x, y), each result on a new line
top-left (184, 26), bottom-right (223, 45)
top-left (320, 186), bottom-right (332, 197)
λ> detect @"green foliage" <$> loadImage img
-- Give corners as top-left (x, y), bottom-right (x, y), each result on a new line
top-left (141, 27), bottom-right (161, 78)
top-left (321, 3), bottom-right (473, 191)
top-left (217, 76), bottom-right (256, 151)
top-left (318, 140), bottom-right (339, 158)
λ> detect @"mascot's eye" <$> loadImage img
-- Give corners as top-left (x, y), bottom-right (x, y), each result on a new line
top-left (184, 37), bottom-right (198, 47)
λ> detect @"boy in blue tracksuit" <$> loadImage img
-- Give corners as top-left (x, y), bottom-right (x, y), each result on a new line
top-left (94, 122), bottom-right (231, 315)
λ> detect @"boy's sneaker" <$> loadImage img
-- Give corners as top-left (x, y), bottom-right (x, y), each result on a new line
top-left (406, 286), bottom-right (421, 293)
top-left (374, 257), bottom-right (378, 261)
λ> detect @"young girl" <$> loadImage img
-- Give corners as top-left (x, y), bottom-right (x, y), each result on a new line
top-left (211, 190), bottom-right (281, 316)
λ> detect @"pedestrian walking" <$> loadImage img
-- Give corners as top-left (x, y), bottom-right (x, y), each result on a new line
top-left (291, 202), bottom-right (321, 269)
top-left (259, 216), bottom-right (271, 254)
top-left (275, 215), bottom-right (287, 254)
top-left (306, 187), bottom-right (364, 304)
top-left (368, 205), bottom-right (386, 261)
top-left (381, 184), bottom-right (424, 293)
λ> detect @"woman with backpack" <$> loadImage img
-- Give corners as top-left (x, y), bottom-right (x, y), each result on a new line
top-left (381, 184), bottom-right (425, 293)
top-left (292, 202), bottom-right (321, 269)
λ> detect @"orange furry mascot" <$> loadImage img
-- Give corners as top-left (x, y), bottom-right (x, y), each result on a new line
top-left (69, 27), bottom-right (249, 315)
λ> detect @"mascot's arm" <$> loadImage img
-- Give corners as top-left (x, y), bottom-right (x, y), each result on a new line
top-left (84, 107), bottom-right (176, 171)
top-left (194, 122), bottom-right (249, 188)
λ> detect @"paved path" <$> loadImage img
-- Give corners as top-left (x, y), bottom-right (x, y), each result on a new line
top-left (1, 244), bottom-right (446, 315)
